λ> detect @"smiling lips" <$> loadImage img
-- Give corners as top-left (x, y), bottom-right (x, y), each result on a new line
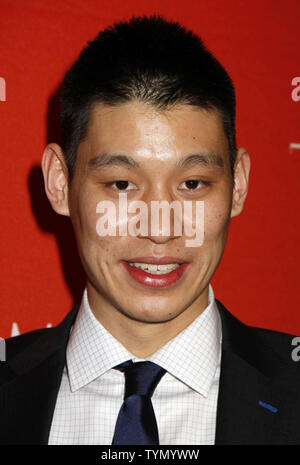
top-left (121, 257), bottom-right (189, 288)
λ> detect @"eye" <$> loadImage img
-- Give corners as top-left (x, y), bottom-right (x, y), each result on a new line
top-left (178, 179), bottom-right (207, 190)
top-left (106, 180), bottom-right (138, 191)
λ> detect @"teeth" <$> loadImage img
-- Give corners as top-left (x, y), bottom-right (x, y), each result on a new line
top-left (128, 262), bottom-right (181, 275)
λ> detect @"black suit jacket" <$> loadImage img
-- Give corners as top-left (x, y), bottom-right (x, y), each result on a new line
top-left (0, 300), bottom-right (300, 445)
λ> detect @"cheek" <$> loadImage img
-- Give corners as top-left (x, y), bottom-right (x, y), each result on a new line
top-left (73, 193), bottom-right (126, 262)
top-left (203, 197), bottom-right (231, 244)
top-left (75, 197), bottom-right (99, 242)
top-left (69, 187), bottom-right (105, 253)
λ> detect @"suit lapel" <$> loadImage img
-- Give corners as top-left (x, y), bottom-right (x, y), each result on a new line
top-left (0, 305), bottom-right (79, 445)
top-left (215, 300), bottom-right (298, 444)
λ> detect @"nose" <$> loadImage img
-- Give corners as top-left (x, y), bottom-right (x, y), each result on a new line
top-left (136, 186), bottom-right (183, 244)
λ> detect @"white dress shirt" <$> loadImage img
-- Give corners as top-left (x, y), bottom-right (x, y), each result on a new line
top-left (48, 284), bottom-right (222, 445)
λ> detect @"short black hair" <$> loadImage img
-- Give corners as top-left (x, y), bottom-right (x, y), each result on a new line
top-left (61, 14), bottom-right (237, 184)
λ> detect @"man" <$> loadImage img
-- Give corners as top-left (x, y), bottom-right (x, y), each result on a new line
top-left (1, 14), bottom-right (299, 445)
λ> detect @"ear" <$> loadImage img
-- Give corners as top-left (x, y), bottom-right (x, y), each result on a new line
top-left (41, 143), bottom-right (70, 216)
top-left (230, 147), bottom-right (251, 218)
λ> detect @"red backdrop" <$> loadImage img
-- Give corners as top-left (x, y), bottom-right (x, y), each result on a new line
top-left (0, 0), bottom-right (299, 338)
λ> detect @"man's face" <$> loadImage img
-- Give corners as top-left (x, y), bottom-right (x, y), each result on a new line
top-left (65, 100), bottom-right (238, 327)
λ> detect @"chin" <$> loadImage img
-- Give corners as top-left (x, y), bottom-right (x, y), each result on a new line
top-left (123, 306), bottom-right (182, 324)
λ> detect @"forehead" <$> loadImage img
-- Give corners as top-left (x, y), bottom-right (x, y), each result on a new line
top-left (79, 100), bottom-right (230, 168)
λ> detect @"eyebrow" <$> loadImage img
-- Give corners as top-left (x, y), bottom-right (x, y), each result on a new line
top-left (88, 153), bottom-right (140, 170)
top-left (88, 151), bottom-right (224, 171)
top-left (177, 152), bottom-right (224, 169)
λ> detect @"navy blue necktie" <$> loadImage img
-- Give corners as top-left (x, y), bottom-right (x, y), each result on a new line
top-left (112, 360), bottom-right (166, 445)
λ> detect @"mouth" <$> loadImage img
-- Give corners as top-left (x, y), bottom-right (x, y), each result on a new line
top-left (121, 256), bottom-right (189, 288)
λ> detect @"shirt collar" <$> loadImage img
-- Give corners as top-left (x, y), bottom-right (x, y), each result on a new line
top-left (67, 289), bottom-right (133, 392)
top-left (67, 284), bottom-right (221, 397)
top-left (148, 285), bottom-right (221, 397)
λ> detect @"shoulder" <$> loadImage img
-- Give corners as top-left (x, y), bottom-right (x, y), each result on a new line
top-left (0, 304), bottom-right (80, 382)
top-left (5, 327), bottom-right (52, 357)
top-left (216, 299), bottom-right (299, 369)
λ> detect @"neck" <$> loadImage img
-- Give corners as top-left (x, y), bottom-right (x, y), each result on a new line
top-left (86, 283), bottom-right (210, 358)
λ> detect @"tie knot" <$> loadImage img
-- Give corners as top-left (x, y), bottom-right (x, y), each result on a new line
top-left (114, 360), bottom-right (166, 398)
